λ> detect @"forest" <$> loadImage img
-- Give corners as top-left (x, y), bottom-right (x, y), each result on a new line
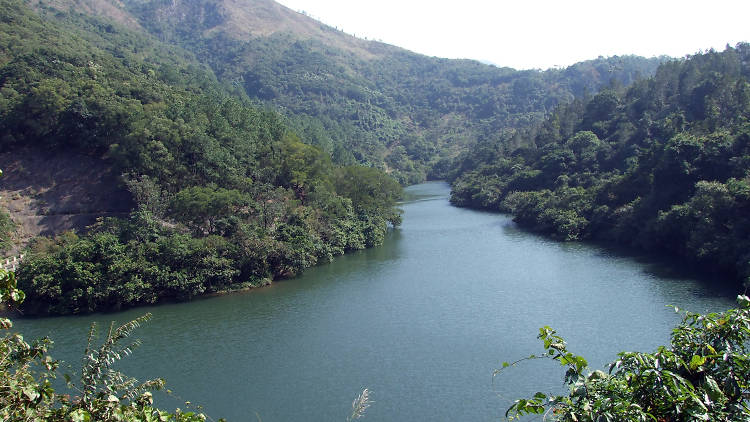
top-left (0, 0), bottom-right (401, 315)
top-left (450, 44), bottom-right (750, 288)
top-left (110, 0), bottom-right (664, 184)
top-left (0, 0), bottom-right (666, 315)
top-left (0, 0), bottom-right (749, 420)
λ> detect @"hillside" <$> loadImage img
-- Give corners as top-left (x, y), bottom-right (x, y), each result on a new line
top-left (33, 0), bottom-right (664, 183)
top-left (0, 0), bottom-right (668, 312)
top-left (0, 0), bottom-right (402, 314)
top-left (0, 148), bottom-right (132, 253)
top-left (40, 0), bottom-right (393, 56)
top-left (450, 44), bottom-right (750, 288)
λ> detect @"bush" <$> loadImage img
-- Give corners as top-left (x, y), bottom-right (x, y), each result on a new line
top-left (500, 296), bottom-right (750, 421)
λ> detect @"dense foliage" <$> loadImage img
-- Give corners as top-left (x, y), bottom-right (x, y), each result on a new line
top-left (499, 296), bottom-right (750, 421)
top-left (0, 169), bottom-right (14, 252)
top-left (451, 45), bottom-right (750, 287)
top-left (105, 0), bottom-right (663, 183)
top-left (0, 0), bottom-right (402, 314)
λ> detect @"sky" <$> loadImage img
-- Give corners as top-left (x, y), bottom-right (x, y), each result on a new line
top-left (274, 0), bottom-right (750, 70)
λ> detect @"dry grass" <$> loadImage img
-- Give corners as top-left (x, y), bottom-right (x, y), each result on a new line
top-left (202, 0), bottom-right (396, 60)
top-left (348, 388), bottom-right (372, 421)
top-left (34, 0), bottom-right (404, 61)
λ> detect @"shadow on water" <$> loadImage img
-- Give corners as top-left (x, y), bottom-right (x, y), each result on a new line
top-left (498, 218), bottom-right (741, 300)
top-left (400, 181), bottom-right (451, 203)
top-left (587, 240), bottom-right (741, 299)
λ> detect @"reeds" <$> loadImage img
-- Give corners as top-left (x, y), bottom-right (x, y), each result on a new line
top-left (347, 388), bottom-right (372, 421)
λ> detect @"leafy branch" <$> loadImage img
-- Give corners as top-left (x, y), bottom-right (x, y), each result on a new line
top-left (498, 296), bottom-right (750, 421)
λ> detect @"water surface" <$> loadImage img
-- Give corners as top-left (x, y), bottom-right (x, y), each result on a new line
top-left (15, 182), bottom-right (736, 421)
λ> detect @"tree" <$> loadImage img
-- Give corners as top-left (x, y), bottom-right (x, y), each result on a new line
top-left (169, 186), bottom-right (250, 236)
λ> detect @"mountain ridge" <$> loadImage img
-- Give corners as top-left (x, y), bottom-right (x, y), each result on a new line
top-left (32, 0), bottom-right (664, 186)
top-left (1, 0), bottom-right (663, 254)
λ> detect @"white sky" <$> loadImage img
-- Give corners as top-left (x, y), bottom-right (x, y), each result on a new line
top-left (275, 0), bottom-right (750, 70)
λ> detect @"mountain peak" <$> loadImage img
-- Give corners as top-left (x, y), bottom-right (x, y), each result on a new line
top-left (129, 0), bottom-right (398, 59)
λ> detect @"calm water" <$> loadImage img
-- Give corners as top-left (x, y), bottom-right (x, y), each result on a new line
top-left (14, 182), bottom-right (737, 421)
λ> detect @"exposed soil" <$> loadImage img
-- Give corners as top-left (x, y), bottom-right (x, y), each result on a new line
top-left (0, 148), bottom-right (133, 254)
top-left (35, 0), bottom-right (144, 30)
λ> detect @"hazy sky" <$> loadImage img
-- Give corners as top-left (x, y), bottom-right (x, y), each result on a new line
top-left (275, 0), bottom-right (749, 70)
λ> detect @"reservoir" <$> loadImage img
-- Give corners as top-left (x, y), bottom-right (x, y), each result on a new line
top-left (14, 182), bottom-right (737, 421)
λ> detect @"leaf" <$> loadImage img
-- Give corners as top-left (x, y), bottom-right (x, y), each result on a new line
top-left (703, 376), bottom-right (724, 402)
top-left (723, 376), bottom-right (741, 399)
top-left (689, 355), bottom-right (707, 370)
top-left (69, 409), bottom-right (91, 422)
top-left (0, 317), bottom-right (12, 329)
top-left (23, 386), bottom-right (40, 401)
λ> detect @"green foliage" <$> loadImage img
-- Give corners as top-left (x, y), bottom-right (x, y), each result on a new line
top-left (77, 314), bottom-right (163, 407)
top-left (17, 165), bottom-right (403, 314)
top-left (104, 0), bottom-right (664, 182)
top-left (0, 0), bottom-right (404, 315)
top-left (0, 209), bottom-right (14, 252)
top-left (499, 296), bottom-right (750, 421)
top-left (1, 269), bottom-right (211, 421)
top-left (170, 186), bottom-right (250, 236)
top-left (0, 168), bottom-right (15, 252)
top-left (451, 44), bottom-right (750, 287)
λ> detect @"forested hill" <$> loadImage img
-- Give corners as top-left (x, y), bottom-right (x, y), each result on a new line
top-left (0, 0), bottom-right (402, 314)
top-left (0, 0), bottom-right (664, 314)
top-left (450, 45), bottom-right (750, 288)
top-left (35, 0), bottom-right (663, 183)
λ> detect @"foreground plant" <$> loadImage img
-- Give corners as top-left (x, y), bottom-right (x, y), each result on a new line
top-left (347, 388), bottom-right (373, 421)
top-left (498, 295), bottom-right (750, 421)
top-left (1, 268), bottom-right (213, 421)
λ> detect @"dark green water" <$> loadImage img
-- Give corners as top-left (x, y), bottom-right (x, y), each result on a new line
top-left (14, 182), bottom-right (737, 421)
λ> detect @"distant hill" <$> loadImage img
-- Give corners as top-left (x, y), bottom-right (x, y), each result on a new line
top-left (33, 0), bottom-right (665, 183)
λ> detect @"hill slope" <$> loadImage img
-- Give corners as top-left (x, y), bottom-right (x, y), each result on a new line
top-left (1, 0), bottom-right (402, 314)
top-left (450, 44), bottom-right (750, 288)
top-left (0, 149), bottom-right (131, 252)
top-left (36, 0), bottom-right (664, 183)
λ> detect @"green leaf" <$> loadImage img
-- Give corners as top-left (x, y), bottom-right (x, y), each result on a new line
top-left (69, 409), bottom-right (91, 422)
top-left (723, 376), bottom-right (741, 399)
top-left (689, 355), bottom-right (707, 370)
top-left (704, 376), bottom-right (724, 402)
top-left (22, 386), bottom-right (40, 401)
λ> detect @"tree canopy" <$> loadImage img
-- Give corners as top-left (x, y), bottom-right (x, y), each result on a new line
top-left (450, 44), bottom-right (750, 288)
top-left (0, 0), bottom-right (403, 315)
